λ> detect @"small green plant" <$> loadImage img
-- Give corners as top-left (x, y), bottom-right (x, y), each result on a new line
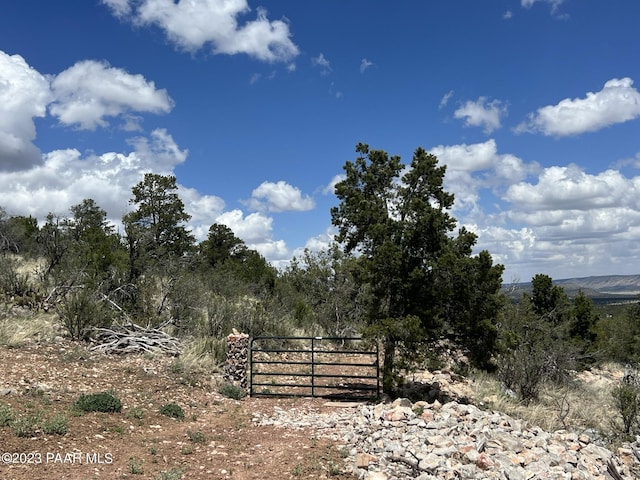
top-left (180, 445), bottom-right (193, 455)
top-left (11, 414), bottom-right (40, 437)
top-left (327, 461), bottom-right (343, 476)
top-left (412, 404), bottom-right (425, 416)
top-left (74, 392), bottom-right (122, 413)
top-left (156, 467), bottom-right (184, 480)
top-left (42, 414), bottom-right (68, 435)
top-left (159, 402), bottom-right (184, 421)
top-left (187, 429), bottom-right (206, 443)
top-left (126, 406), bottom-right (145, 421)
top-left (218, 382), bottom-right (246, 400)
top-left (0, 403), bottom-right (13, 426)
top-left (128, 457), bottom-right (144, 475)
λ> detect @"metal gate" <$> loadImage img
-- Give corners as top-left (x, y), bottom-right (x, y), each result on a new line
top-left (249, 336), bottom-right (379, 401)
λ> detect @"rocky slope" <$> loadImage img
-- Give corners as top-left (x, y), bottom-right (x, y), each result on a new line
top-left (256, 373), bottom-right (640, 480)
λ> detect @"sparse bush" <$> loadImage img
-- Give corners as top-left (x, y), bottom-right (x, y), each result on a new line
top-left (126, 406), bottom-right (145, 421)
top-left (159, 402), bottom-right (184, 420)
top-left (11, 414), bottom-right (40, 437)
top-left (128, 457), bottom-right (144, 475)
top-left (612, 373), bottom-right (640, 437)
top-left (0, 403), bottom-right (12, 426)
top-left (218, 382), bottom-right (246, 400)
top-left (187, 429), bottom-right (206, 443)
top-left (42, 413), bottom-right (68, 435)
top-left (74, 391), bottom-right (122, 413)
top-left (56, 289), bottom-right (113, 341)
top-left (156, 467), bottom-right (184, 480)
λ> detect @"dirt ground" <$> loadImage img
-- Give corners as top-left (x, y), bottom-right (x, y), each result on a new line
top-left (0, 341), bottom-right (354, 480)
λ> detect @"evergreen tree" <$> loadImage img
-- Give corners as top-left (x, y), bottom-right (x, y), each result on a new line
top-left (331, 143), bottom-right (504, 392)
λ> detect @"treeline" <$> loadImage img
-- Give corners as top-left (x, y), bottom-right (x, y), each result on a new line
top-left (1, 148), bottom-right (639, 401)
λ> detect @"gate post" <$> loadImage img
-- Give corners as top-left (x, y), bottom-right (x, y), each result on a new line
top-left (223, 329), bottom-right (250, 392)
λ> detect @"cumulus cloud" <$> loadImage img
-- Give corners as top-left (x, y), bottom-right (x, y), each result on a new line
top-left (102, 0), bottom-right (299, 63)
top-left (516, 78), bottom-right (640, 136)
top-left (429, 139), bottom-right (539, 221)
top-left (49, 60), bottom-right (173, 130)
top-left (454, 97), bottom-right (507, 134)
top-left (312, 53), bottom-right (332, 75)
top-left (360, 58), bottom-right (374, 73)
top-left (0, 52), bottom-right (52, 171)
top-left (244, 180), bottom-right (315, 212)
top-left (504, 165), bottom-right (633, 212)
top-left (0, 129), bottom-right (189, 222)
top-left (431, 139), bottom-right (538, 183)
top-left (216, 208), bottom-right (290, 260)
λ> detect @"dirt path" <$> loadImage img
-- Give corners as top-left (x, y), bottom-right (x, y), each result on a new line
top-left (0, 342), bottom-right (352, 480)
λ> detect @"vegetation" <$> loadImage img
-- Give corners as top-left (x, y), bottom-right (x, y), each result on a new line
top-left (74, 392), bottom-right (122, 413)
top-left (218, 383), bottom-right (247, 400)
top-left (331, 143), bottom-right (504, 392)
top-left (4, 143), bottom-right (640, 437)
top-left (159, 402), bottom-right (185, 421)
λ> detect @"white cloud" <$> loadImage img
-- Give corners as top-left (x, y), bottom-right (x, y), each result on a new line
top-left (216, 208), bottom-right (290, 260)
top-left (0, 51), bottom-right (52, 171)
top-left (504, 165), bottom-right (633, 212)
top-left (102, 0), bottom-right (131, 16)
top-left (103, 0), bottom-right (299, 63)
top-left (503, 10), bottom-right (513, 19)
top-left (439, 90), bottom-right (454, 110)
top-left (49, 60), bottom-right (173, 130)
top-left (516, 78), bottom-right (640, 136)
top-left (430, 139), bottom-right (538, 181)
top-left (454, 97), bottom-right (507, 134)
top-left (245, 180), bottom-right (315, 212)
top-left (312, 53), bottom-right (332, 75)
top-left (126, 128), bottom-right (188, 172)
top-left (323, 174), bottom-right (345, 195)
top-left (429, 140), bottom-right (539, 221)
top-left (360, 58), bottom-right (374, 73)
top-left (216, 209), bottom-right (272, 243)
top-left (0, 129), bottom-right (188, 223)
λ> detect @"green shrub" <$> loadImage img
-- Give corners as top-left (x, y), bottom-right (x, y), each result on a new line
top-left (74, 392), bottom-right (122, 413)
top-left (0, 403), bottom-right (13, 426)
top-left (126, 406), bottom-right (145, 421)
top-left (218, 382), bottom-right (246, 400)
top-left (159, 403), bottom-right (184, 421)
top-left (11, 414), bottom-right (40, 437)
top-left (612, 380), bottom-right (640, 436)
top-left (56, 289), bottom-right (113, 341)
top-left (128, 457), bottom-right (144, 475)
top-left (156, 467), bottom-right (184, 480)
top-left (42, 414), bottom-right (69, 435)
top-left (187, 429), bottom-right (206, 443)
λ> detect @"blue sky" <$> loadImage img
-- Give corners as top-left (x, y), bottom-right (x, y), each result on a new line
top-left (1, 0), bottom-right (640, 282)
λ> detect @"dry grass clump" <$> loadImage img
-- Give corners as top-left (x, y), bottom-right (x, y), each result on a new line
top-left (0, 309), bottom-right (60, 347)
top-left (470, 367), bottom-right (619, 436)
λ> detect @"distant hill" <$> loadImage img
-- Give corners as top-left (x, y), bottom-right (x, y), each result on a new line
top-left (504, 274), bottom-right (640, 304)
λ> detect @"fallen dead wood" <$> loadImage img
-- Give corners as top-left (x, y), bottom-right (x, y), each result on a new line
top-left (89, 323), bottom-right (182, 356)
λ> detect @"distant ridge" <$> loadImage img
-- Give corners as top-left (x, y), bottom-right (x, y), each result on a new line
top-left (554, 274), bottom-right (640, 295)
top-left (505, 274), bottom-right (640, 303)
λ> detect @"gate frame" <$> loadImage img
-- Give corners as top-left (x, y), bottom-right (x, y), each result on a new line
top-left (249, 336), bottom-right (380, 400)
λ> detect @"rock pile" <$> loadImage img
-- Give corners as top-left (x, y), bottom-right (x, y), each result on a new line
top-left (222, 329), bottom-right (249, 391)
top-left (255, 398), bottom-right (640, 479)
